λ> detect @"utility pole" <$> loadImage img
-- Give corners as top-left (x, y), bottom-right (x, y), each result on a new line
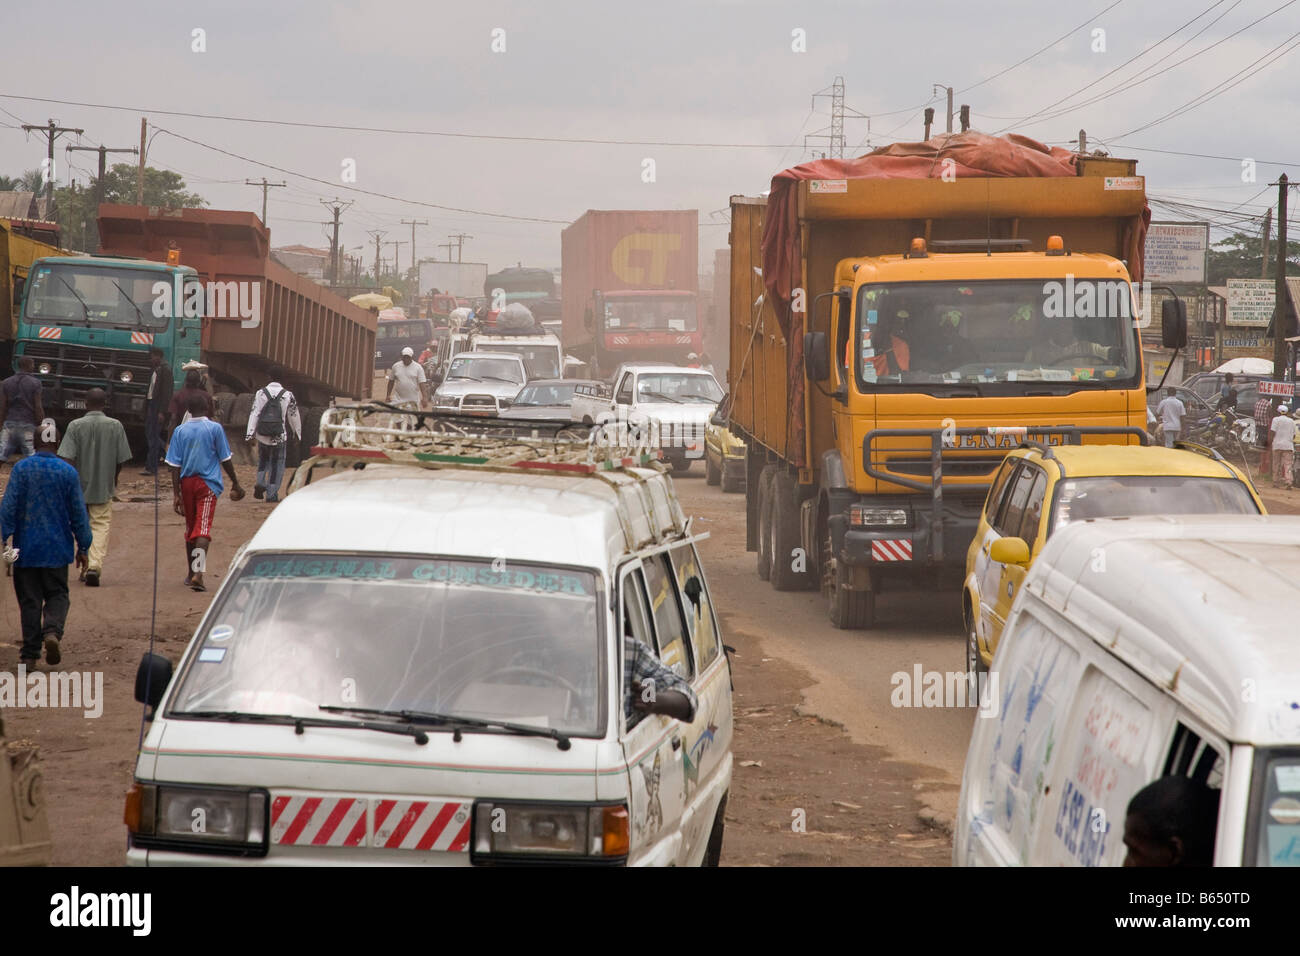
top-left (931, 85), bottom-right (954, 133)
top-left (923, 108), bottom-right (934, 140)
top-left (385, 240), bottom-right (407, 278)
top-left (1273, 175), bottom-right (1289, 377)
top-left (1261, 207), bottom-right (1273, 279)
top-left (246, 178), bottom-right (287, 226)
top-left (66, 143), bottom-right (138, 249)
top-left (367, 230), bottom-right (386, 285)
top-left (320, 198), bottom-right (353, 285)
top-left (137, 118), bottom-right (146, 205)
top-left (21, 119), bottom-right (84, 215)
top-left (400, 219), bottom-right (428, 274)
top-left (1078, 128), bottom-right (1087, 156)
top-left (438, 241), bottom-right (455, 261)
top-left (448, 233), bottom-right (473, 262)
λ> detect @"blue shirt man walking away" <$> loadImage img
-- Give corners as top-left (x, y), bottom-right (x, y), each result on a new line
top-left (0, 424), bottom-right (92, 667)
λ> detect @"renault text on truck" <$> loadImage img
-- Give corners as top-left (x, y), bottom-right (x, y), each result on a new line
top-left (726, 132), bottom-right (1185, 629)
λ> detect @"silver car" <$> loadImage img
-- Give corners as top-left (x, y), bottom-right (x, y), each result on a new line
top-left (431, 351), bottom-right (527, 417)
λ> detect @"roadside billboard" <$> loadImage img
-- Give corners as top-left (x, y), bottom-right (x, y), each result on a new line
top-left (1144, 222), bottom-right (1208, 285)
top-left (1226, 278), bottom-right (1275, 327)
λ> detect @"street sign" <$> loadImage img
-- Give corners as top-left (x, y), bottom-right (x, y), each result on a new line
top-left (1144, 222), bottom-right (1208, 285)
top-left (1226, 278), bottom-right (1275, 327)
top-left (1258, 380), bottom-right (1295, 397)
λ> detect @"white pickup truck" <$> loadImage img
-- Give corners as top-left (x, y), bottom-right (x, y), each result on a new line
top-left (570, 363), bottom-right (724, 473)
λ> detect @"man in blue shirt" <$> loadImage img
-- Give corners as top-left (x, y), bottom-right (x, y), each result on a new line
top-left (165, 392), bottom-right (245, 592)
top-left (0, 425), bottom-right (92, 667)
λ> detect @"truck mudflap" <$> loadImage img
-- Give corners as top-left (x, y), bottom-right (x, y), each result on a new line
top-left (857, 425), bottom-right (1149, 566)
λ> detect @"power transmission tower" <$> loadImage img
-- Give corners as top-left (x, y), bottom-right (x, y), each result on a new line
top-left (400, 219), bottom-right (428, 274)
top-left (21, 119), bottom-right (85, 215)
top-left (321, 198), bottom-right (353, 285)
top-left (448, 232), bottom-right (473, 262)
top-left (367, 230), bottom-right (386, 285)
top-left (245, 178), bottom-right (287, 225)
top-left (804, 76), bottom-right (867, 159)
top-left (66, 143), bottom-right (138, 249)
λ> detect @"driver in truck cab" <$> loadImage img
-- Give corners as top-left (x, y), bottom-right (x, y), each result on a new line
top-left (1024, 314), bottom-right (1116, 367)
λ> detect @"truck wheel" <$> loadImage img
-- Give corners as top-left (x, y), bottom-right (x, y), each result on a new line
top-left (705, 452), bottom-right (721, 485)
top-left (965, 603), bottom-right (988, 698)
top-left (299, 407), bottom-right (326, 452)
top-left (229, 392), bottom-right (255, 430)
top-left (755, 467), bottom-right (776, 581)
top-left (672, 458), bottom-right (692, 474)
top-left (768, 471), bottom-right (809, 591)
top-left (823, 525), bottom-right (875, 629)
top-left (213, 391), bottom-right (237, 425)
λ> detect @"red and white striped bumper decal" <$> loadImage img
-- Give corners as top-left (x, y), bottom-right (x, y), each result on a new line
top-left (37, 326), bottom-right (61, 339)
top-left (870, 538), bottom-right (913, 561)
top-left (270, 794), bottom-right (472, 852)
top-left (130, 331), bottom-right (155, 345)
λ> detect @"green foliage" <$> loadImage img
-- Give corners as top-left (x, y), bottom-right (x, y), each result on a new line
top-left (1206, 231), bottom-right (1300, 285)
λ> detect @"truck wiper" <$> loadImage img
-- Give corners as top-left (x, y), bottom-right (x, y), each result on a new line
top-left (109, 279), bottom-right (146, 326)
top-left (179, 709), bottom-right (429, 744)
top-left (53, 275), bottom-right (91, 322)
top-left (321, 704), bottom-right (571, 750)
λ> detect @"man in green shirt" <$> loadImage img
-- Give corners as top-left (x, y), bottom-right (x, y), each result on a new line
top-left (57, 389), bottom-right (132, 587)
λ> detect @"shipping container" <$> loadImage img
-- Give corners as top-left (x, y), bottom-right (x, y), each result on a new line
top-left (561, 209), bottom-right (699, 377)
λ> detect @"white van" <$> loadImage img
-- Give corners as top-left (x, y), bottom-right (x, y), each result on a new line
top-left (955, 514), bottom-right (1300, 867)
top-left (125, 411), bottom-right (733, 866)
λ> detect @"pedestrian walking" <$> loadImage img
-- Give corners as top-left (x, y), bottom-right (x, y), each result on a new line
top-left (0, 423), bottom-right (92, 667)
top-left (168, 369), bottom-right (215, 431)
top-left (166, 392), bottom-right (245, 592)
top-left (244, 367), bottom-right (300, 504)
top-left (142, 347), bottom-right (174, 476)
top-left (1254, 393), bottom-right (1275, 473)
top-left (1270, 403), bottom-right (1297, 489)
top-left (56, 388), bottom-right (132, 587)
top-left (386, 347), bottom-right (428, 409)
top-left (1155, 387), bottom-right (1186, 448)
top-left (0, 355), bottom-right (45, 462)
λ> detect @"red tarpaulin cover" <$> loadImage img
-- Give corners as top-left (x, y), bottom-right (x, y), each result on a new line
top-left (759, 131), bottom-right (1148, 467)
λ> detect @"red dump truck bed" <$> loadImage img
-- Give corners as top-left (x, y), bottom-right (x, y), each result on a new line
top-left (97, 205), bottom-right (375, 402)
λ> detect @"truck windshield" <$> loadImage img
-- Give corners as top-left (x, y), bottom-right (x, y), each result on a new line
top-left (855, 279), bottom-right (1139, 390)
top-left (168, 555), bottom-right (606, 738)
top-left (605, 296), bottom-right (697, 332)
top-left (1250, 750), bottom-right (1300, 867)
top-left (478, 344), bottom-right (560, 379)
top-left (447, 356), bottom-right (525, 384)
top-left (23, 262), bottom-right (170, 329)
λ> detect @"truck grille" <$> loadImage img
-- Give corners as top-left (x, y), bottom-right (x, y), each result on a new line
top-left (23, 341), bottom-right (155, 384)
top-left (884, 455), bottom-right (1003, 478)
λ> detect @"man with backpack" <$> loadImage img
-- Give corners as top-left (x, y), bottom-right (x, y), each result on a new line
top-left (244, 367), bottom-right (301, 503)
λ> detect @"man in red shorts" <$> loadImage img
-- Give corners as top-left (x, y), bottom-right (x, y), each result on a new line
top-left (165, 392), bottom-right (245, 591)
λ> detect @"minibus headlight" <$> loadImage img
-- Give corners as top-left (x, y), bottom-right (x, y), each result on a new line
top-left (126, 782), bottom-right (267, 853)
top-left (473, 802), bottom-right (628, 861)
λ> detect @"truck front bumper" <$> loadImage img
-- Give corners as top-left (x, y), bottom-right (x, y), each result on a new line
top-left (830, 494), bottom-right (985, 571)
top-left (39, 380), bottom-right (148, 426)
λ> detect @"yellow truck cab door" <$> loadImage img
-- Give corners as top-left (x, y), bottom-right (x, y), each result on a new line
top-left (619, 560), bottom-right (688, 865)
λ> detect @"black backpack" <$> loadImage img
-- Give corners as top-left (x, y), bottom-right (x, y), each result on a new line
top-left (256, 386), bottom-right (285, 437)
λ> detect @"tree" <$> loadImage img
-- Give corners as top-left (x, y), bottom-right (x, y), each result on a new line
top-left (0, 168), bottom-right (50, 196)
top-left (50, 164), bottom-right (206, 253)
top-left (1206, 231), bottom-right (1300, 285)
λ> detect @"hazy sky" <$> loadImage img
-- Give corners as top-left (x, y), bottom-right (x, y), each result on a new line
top-left (2, 0), bottom-right (1297, 274)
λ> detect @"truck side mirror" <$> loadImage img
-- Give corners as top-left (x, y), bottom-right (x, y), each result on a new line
top-left (1161, 298), bottom-right (1188, 350)
top-left (804, 331), bottom-right (830, 382)
top-left (134, 652), bottom-right (173, 717)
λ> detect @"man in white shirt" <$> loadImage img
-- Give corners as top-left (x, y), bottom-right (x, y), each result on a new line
top-left (244, 367), bottom-right (301, 504)
top-left (1269, 403), bottom-right (1297, 489)
top-left (1155, 387), bottom-right (1186, 448)
top-left (386, 347), bottom-right (428, 409)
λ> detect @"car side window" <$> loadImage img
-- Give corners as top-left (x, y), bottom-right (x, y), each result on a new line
top-left (622, 568), bottom-right (656, 731)
top-left (615, 375), bottom-right (633, 405)
top-left (641, 553), bottom-right (694, 680)
top-left (668, 543), bottom-right (719, 669)
top-left (985, 460), bottom-right (1018, 523)
top-left (993, 464), bottom-right (1035, 537)
top-left (1017, 470), bottom-right (1048, 545)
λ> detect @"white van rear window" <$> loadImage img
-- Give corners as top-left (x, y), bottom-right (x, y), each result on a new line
top-left (1252, 753), bottom-right (1300, 867)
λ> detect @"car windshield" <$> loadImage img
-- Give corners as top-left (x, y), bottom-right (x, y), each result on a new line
top-left (856, 279), bottom-right (1140, 390)
top-left (635, 372), bottom-right (723, 403)
top-left (1250, 751), bottom-right (1300, 867)
top-left (24, 263), bottom-right (170, 329)
top-left (378, 321), bottom-right (431, 340)
top-left (1051, 476), bottom-right (1259, 533)
top-left (446, 356), bottom-right (525, 383)
top-left (479, 344), bottom-right (561, 379)
top-left (514, 383), bottom-right (577, 406)
top-left (604, 297), bottom-right (697, 332)
top-left (168, 555), bottom-right (606, 737)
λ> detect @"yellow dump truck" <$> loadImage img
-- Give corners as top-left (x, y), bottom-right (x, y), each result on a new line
top-left (727, 135), bottom-right (1185, 629)
top-left (1, 218), bottom-right (70, 369)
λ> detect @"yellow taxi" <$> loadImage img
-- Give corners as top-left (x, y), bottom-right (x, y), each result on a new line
top-left (704, 415), bottom-right (746, 493)
top-left (963, 441), bottom-right (1265, 677)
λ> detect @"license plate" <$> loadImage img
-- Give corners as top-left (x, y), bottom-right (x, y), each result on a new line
top-left (65, 399), bottom-right (85, 410)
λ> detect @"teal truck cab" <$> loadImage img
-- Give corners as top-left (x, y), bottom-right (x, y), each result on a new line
top-left (15, 255), bottom-right (198, 432)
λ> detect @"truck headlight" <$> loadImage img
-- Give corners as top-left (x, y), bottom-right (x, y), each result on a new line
top-left (119, 370), bottom-right (133, 383)
top-left (37, 362), bottom-right (52, 375)
top-left (850, 505), bottom-right (909, 527)
top-left (125, 783), bottom-right (268, 854)
top-left (472, 801), bottom-right (628, 862)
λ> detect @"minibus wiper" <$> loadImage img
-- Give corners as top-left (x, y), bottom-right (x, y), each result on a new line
top-left (321, 705), bottom-right (572, 750)
top-left (179, 709), bottom-right (429, 744)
